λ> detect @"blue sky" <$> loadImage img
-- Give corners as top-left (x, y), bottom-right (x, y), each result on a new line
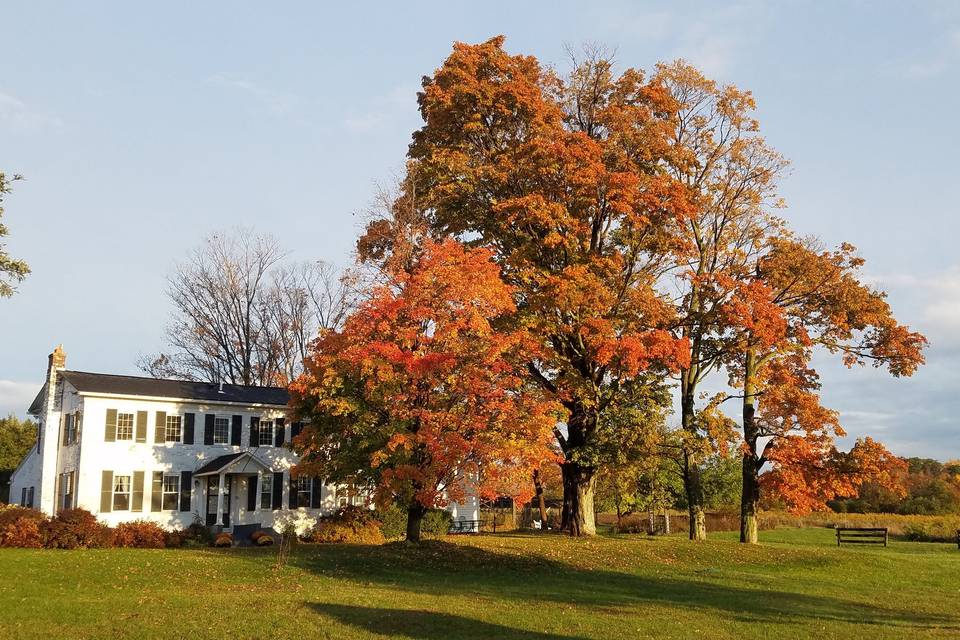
top-left (1, 1), bottom-right (958, 459)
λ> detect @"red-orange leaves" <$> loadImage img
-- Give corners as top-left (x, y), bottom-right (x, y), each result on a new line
top-left (763, 436), bottom-right (907, 515)
top-left (289, 238), bottom-right (560, 513)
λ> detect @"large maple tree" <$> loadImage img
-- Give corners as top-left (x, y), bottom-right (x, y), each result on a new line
top-left (289, 238), bottom-right (558, 542)
top-left (397, 37), bottom-right (692, 536)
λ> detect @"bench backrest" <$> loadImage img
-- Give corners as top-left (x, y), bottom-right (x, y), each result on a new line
top-left (836, 527), bottom-right (888, 547)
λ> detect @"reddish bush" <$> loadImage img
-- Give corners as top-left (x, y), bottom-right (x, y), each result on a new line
top-left (164, 529), bottom-right (187, 548)
top-left (252, 531), bottom-right (274, 546)
top-left (0, 505), bottom-right (46, 529)
top-left (214, 532), bottom-right (233, 547)
top-left (44, 509), bottom-right (112, 549)
top-left (114, 521), bottom-right (166, 549)
top-left (308, 506), bottom-right (385, 544)
top-left (0, 516), bottom-right (45, 548)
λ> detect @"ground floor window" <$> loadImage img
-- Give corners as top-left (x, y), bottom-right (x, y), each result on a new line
top-left (260, 474), bottom-right (272, 510)
top-left (296, 476), bottom-right (312, 506)
top-left (60, 472), bottom-right (74, 511)
top-left (113, 475), bottom-right (131, 510)
top-left (162, 475), bottom-right (180, 510)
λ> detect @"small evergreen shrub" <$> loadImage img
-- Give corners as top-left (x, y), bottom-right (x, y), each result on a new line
top-left (114, 521), bottom-right (167, 548)
top-left (376, 503), bottom-right (407, 540)
top-left (421, 509), bottom-right (453, 538)
top-left (181, 517), bottom-right (214, 547)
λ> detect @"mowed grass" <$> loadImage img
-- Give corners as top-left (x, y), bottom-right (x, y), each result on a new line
top-left (0, 527), bottom-right (958, 640)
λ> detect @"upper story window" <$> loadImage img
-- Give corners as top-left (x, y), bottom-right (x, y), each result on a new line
top-left (165, 415), bottom-right (182, 443)
top-left (113, 475), bottom-right (131, 510)
top-left (63, 412), bottom-right (80, 446)
top-left (258, 420), bottom-right (274, 447)
top-left (116, 413), bottom-right (134, 441)
top-left (213, 417), bottom-right (229, 445)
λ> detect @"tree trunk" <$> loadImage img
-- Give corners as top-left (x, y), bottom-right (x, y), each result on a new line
top-left (681, 383), bottom-right (707, 541)
top-left (561, 462), bottom-right (597, 536)
top-left (740, 348), bottom-right (760, 544)
top-left (533, 469), bottom-right (547, 524)
top-left (406, 503), bottom-right (427, 543)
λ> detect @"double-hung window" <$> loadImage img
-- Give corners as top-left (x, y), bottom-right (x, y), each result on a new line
top-left (296, 476), bottom-right (312, 506)
top-left (258, 420), bottom-right (274, 446)
top-left (259, 474), bottom-right (273, 510)
top-left (116, 413), bottom-right (134, 441)
top-left (60, 472), bottom-right (73, 510)
top-left (161, 475), bottom-right (180, 510)
top-left (213, 417), bottom-right (229, 445)
top-left (165, 415), bottom-right (182, 443)
top-left (113, 475), bottom-right (131, 510)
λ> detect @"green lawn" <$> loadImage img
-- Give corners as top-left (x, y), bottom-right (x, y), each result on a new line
top-left (0, 527), bottom-right (958, 639)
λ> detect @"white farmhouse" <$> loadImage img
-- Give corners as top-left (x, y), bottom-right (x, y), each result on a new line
top-left (9, 346), bottom-right (479, 536)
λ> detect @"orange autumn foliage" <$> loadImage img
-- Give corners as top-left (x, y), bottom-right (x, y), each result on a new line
top-left (289, 238), bottom-right (561, 514)
top-left (763, 436), bottom-right (907, 515)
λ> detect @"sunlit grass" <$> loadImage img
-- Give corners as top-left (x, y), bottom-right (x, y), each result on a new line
top-left (0, 527), bottom-right (957, 639)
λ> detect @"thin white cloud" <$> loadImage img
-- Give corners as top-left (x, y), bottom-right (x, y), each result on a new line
top-left (599, 1), bottom-right (768, 77)
top-left (342, 83), bottom-right (419, 134)
top-left (0, 92), bottom-right (63, 133)
top-left (208, 73), bottom-right (299, 116)
top-left (0, 380), bottom-right (39, 417)
top-left (899, 27), bottom-right (960, 79)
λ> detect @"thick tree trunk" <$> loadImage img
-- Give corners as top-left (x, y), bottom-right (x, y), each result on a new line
top-left (560, 462), bottom-right (596, 536)
top-left (406, 503), bottom-right (427, 543)
top-left (680, 384), bottom-right (707, 541)
top-left (740, 348), bottom-right (760, 544)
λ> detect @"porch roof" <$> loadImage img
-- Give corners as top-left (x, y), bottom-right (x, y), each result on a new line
top-left (194, 451), bottom-right (273, 476)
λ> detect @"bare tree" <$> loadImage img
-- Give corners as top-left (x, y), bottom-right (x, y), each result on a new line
top-left (140, 228), bottom-right (354, 386)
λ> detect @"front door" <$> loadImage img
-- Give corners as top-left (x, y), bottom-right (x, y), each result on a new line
top-left (206, 475), bottom-right (231, 527)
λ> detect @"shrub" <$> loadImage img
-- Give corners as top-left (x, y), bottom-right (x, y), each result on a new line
top-left (164, 529), bottom-right (186, 548)
top-left (213, 532), bottom-right (233, 547)
top-left (44, 509), bottom-right (112, 549)
top-left (1, 516), bottom-right (45, 548)
top-left (308, 505), bottom-right (385, 544)
top-left (255, 533), bottom-right (274, 546)
top-left (421, 509), bottom-right (453, 538)
top-left (181, 517), bottom-right (214, 547)
top-left (0, 506), bottom-right (48, 548)
top-left (376, 503), bottom-right (407, 540)
top-left (114, 521), bottom-right (166, 549)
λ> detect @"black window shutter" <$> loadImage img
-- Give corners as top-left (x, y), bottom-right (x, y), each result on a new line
top-left (247, 476), bottom-right (258, 511)
top-left (311, 477), bottom-right (321, 509)
top-left (61, 414), bottom-right (68, 446)
top-left (249, 417), bottom-right (259, 447)
top-left (179, 471), bottom-right (192, 512)
top-left (288, 472), bottom-right (298, 509)
top-left (231, 415), bottom-right (242, 446)
top-left (154, 411), bottom-right (167, 444)
top-left (274, 417), bottom-right (286, 447)
top-left (104, 409), bottom-right (117, 442)
top-left (271, 472), bottom-right (283, 510)
top-left (100, 470), bottom-right (113, 513)
top-left (151, 471), bottom-right (163, 511)
top-left (291, 421), bottom-right (302, 441)
top-left (204, 414), bottom-right (215, 445)
top-left (183, 413), bottom-right (195, 444)
top-left (135, 411), bottom-right (148, 443)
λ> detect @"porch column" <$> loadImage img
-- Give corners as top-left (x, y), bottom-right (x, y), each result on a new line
top-left (215, 472), bottom-right (225, 526)
top-left (256, 470), bottom-right (263, 511)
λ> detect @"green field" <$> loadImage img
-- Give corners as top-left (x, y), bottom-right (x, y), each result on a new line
top-left (0, 528), bottom-right (957, 639)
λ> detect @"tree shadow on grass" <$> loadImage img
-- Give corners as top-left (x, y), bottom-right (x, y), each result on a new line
top-left (281, 540), bottom-right (959, 633)
top-left (308, 603), bottom-right (590, 640)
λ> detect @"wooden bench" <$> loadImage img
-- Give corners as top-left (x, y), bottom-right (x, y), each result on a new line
top-left (836, 527), bottom-right (888, 547)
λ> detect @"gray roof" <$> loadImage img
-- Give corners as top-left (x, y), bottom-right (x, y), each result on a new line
top-left (60, 371), bottom-right (289, 406)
